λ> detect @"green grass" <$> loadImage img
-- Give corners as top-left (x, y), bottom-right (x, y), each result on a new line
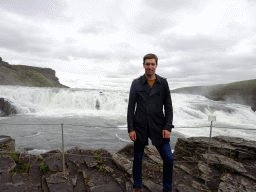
top-left (0, 63), bottom-right (62, 87)
top-left (40, 162), bottom-right (50, 173)
top-left (93, 153), bottom-right (104, 165)
top-left (9, 153), bottom-right (30, 175)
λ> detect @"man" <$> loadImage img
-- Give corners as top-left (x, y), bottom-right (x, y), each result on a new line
top-left (127, 53), bottom-right (174, 192)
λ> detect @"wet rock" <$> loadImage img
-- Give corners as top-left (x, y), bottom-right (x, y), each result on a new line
top-left (19, 152), bottom-right (42, 164)
top-left (112, 153), bottom-right (133, 175)
top-left (202, 153), bottom-right (247, 173)
top-left (174, 136), bottom-right (256, 192)
top-left (0, 136), bottom-right (255, 191)
top-left (66, 147), bottom-right (98, 168)
top-left (0, 172), bottom-right (12, 183)
top-left (144, 180), bottom-right (162, 192)
top-left (0, 135), bottom-right (15, 152)
top-left (95, 99), bottom-right (100, 110)
top-left (44, 153), bottom-right (64, 172)
top-left (0, 98), bottom-right (17, 116)
top-left (0, 155), bottom-right (16, 173)
top-left (29, 163), bottom-right (43, 182)
top-left (40, 149), bottom-right (62, 159)
top-left (46, 172), bottom-right (73, 192)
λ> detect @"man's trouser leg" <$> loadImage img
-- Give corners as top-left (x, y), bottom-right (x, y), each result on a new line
top-left (155, 142), bottom-right (174, 192)
top-left (133, 141), bottom-right (145, 189)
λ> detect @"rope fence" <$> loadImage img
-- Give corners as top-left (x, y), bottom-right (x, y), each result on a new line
top-left (1, 122), bottom-right (256, 130)
top-left (1, 117), bottom-right (256, 189)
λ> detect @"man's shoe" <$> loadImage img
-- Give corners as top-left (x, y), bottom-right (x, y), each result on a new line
top-left (133, 188), bottom-right (141, 192)
top-left (168, 190), bottom-right (172, 192)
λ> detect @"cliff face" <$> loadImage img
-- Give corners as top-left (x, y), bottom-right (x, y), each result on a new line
top-left (0, 57), bottom-right (68, 88)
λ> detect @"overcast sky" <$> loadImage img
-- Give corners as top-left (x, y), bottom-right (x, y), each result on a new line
top-left (1, 0), bottom-right (256, 91)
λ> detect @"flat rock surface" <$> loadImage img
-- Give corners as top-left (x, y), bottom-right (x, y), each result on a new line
top-left (0, 136), bottom-right (255, 191)
top-left (0, 155), bottom-right (16, 173)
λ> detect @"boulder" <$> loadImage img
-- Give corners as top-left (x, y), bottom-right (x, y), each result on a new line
top-left (0, 155), bottom-right (16, 173)
top-left (44, 153), bottom-right (64, 172)
top-left (0, 98), bottom-right (17, 117)
top-left (45, 172), bottom-right (73, 192)
top-left (0, 135), bottom-right (15, 152)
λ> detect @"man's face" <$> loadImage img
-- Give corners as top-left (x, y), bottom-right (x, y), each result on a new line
top-left (143, 58), bottom-right (157, 77)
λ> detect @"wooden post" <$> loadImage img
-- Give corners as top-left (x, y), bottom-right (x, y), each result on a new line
top-left (205, 116), bottom-right (216, 188)
top-left (61, 123), bottom-right (65, 176)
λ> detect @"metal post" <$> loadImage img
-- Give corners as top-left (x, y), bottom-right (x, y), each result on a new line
top-left (61, 123), bottom-right (65, 176)
top-left (205, 116), bottom-right (216, 188)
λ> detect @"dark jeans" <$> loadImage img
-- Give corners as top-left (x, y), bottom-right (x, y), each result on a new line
top-left (133, 141), bottom-right (174, 192)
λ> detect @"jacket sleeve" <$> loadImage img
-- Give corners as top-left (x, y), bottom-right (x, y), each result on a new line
top-left (127, 80), bottom-right (137, 133)
top-left (163, 80), bottom-right (174, 132)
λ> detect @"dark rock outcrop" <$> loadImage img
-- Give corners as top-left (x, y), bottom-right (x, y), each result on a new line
top-left (0, 136), bottom-right (255, 191)
top-left (0, 98), bottom-right (17, 117)
top-left (0, 135), bottom-right (15, 152)
top-left (174, 136), bottom-right (256, 192)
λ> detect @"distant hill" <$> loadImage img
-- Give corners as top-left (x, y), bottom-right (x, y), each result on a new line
top-left (171, 79), bottom-right (256, 107)
top-left (0, 57), bottom-right (69, 88)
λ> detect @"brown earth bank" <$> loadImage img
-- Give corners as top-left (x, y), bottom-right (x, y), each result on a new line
top-left (1, 135), bottom-right (256, 192)
top-left (0, 57), bottom-right (68, 88)
top-left (171, 79), bottom-right (256, 111)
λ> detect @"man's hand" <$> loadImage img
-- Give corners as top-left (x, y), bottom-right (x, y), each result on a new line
top-left (162, 129), bottom-right (171, 139)
top-left (129, 131), bottom-right (136, 141)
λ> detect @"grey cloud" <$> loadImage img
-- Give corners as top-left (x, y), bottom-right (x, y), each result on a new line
top-left (145, 0), bottom-right (197, 11)
top-left (0, 27), bottom-right (54, 53)
top-left (132, 11), bottom-right (172, 34)
top-left (53, 46), bottom-right (113, 62)
top-left (79, 22), bottom-right (117, 35)
top-left (158, 33), bottom-right (238, 54)
top-left (161, 55), bottom-right (256, 89)
top-left (0, 0), bottom-right (67, 18)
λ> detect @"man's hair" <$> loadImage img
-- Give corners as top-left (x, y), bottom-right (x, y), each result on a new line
top-left (143, 53), bottom-right (158, 65)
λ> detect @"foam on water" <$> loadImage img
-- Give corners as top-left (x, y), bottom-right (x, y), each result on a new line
top-left (0, 85), bottom-right (128, 117)
top-left (1, 85), bottom-right (256, 141)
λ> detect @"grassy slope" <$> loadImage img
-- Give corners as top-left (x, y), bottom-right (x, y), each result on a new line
top-left (171, 79), bottom-right (256, 106)
top-left (0, 62), bottom-right (67, 88)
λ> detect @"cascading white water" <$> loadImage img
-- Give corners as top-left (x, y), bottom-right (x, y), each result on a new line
top-left (0, 86), bottom-right (128, 116)
top-left (1, 85), bottom-right (256, 142)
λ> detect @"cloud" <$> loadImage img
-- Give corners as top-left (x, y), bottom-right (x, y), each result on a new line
top-left (0, 8), bottom-right (58, 54)
top-left (157, 33), bottom-right (237, 54)
top-left (132, 11), bottom-right (172, 34)
top-left (79, 21), bottom-right (117, 36)
top-left (0, 0), bottom-right (67, 18)
top-left (1, 0), bottom-right (256, 90)
top-left (144, 0), bottom-right (200, 11)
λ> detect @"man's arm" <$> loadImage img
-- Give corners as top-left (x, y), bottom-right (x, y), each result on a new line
top-left (127, 80), bottom-right (137, 134)
top-left (163, 80), bottom-right (174, 133)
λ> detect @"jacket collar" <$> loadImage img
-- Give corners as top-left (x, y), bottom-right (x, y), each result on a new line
top-left (141, 74), bottom-right (162, 97)
top-left (141, 74), bottom-right (161, 84)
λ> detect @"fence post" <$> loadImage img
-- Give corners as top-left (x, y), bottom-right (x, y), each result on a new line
top-left (61, 123), bottom-right (65, 176)
top-left (205, 116), bottom-right (216, 188)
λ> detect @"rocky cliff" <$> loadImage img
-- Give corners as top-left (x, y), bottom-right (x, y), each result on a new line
top-left (1, 136), bottom-right (255, 192)
top-left (0, 57), bottom-right (68, 88)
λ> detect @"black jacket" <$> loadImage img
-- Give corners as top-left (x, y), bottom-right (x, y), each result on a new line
top-left (127, 74), bottom-right (174, 145)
